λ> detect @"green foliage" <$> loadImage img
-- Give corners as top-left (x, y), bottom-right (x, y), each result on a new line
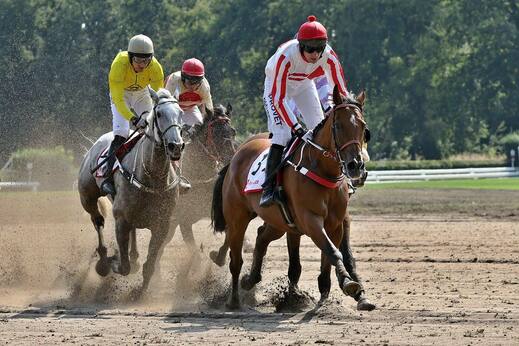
top-left (0, 0), bottom-right (518, 164)
top-left (4, 146), bottom-right (77, 190)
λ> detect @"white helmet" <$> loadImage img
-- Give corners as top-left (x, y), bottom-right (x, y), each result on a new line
top-left (128, 34), bottom-right (154, 55)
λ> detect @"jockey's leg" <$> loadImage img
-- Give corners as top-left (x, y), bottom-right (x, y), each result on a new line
top-left (260, 82), bottom-right (291, 208)
top-left (101, 96), bottom-right (131, 197)
top-left (259, 144), bottom-right (284, 207)
top-left (292, 82), bottom-right (324, 131)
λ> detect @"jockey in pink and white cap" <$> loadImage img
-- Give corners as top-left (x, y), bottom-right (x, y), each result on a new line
top-left (260, 15), bottom-right (350, 207)
top-left (165, 58), bottom-right (214, 131)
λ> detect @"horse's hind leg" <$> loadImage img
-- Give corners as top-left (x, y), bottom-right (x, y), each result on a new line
top-left (210, 237), bottom-right (229, 267)
top-left (80, 195), bottom-right (110, 276)
top-left (226, 212), bottom-right (251, 310)
top-left (241, 224), bottom-right (284, 290)
top-left (340, 217), bottom-right (376, 311)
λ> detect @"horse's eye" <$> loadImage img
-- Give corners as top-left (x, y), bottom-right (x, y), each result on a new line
top-left (364, 128), bottom-right (371, 142)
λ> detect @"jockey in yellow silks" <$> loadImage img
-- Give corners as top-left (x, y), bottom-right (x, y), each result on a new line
top-left (165, 58), bottom-right (214, 133)
top-left (100, 34), bottom-right (164, 197)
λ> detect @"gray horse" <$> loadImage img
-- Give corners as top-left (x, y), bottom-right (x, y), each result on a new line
top-left (78, 88), bottom-right (185, 294)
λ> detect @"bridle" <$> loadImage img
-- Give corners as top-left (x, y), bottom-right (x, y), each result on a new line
top-left (330, 102), bottom-right (366, 176)
top-left (198, 115), bottom-right (236, 164)
top-left (147, 97), bottom-right (183, 147)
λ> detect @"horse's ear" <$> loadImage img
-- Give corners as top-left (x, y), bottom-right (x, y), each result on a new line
top-left (148, 86), bottom-right (159, 104)
top-left (226, 103), bottom-right (233, 117)
top-left (333, 85), bottom-right (343, 106)
top-left (357, 90), bottom-right (366, 107)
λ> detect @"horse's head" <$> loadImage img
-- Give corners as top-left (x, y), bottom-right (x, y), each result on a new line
top-left (196, 103), bottom-right (237, 164)
top-left (147, 88), bottom-right (185, 161)
top-left (329, 86), bottom-right (370, 179)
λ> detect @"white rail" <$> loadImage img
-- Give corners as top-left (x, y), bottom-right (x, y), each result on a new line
top-left (367, 167), bottom-right (519, 182)
top-left (0, 182), bottom-right (40, 191)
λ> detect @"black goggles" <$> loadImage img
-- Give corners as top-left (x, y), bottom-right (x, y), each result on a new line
top-left (301, 44), bottom-right (326, 54)
top-left (182, 74), bottom-right (203, 84)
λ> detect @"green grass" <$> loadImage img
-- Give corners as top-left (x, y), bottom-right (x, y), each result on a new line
top-left (365, 177), bottom-right (519, 190)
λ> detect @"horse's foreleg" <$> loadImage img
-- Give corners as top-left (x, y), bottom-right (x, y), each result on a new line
top-left (129, 228), bottom-right (140, 274)
top-left (340, 217), bottom-right (376, 311)
top-left (112, 218), bottom-right (131, 276)
top-left (304, 217), bottom-right (360, 299)
top-left (141, 225), bottom-right (169, 292)
top-left (241, 224), bottom-right (284, 290)
top-left (287, 232), bottom-right (302, 289)
top-left (317, 253), bottom-right (332, 303)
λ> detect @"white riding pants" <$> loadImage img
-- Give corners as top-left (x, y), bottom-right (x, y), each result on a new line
top-left (111, 88), bottom-right (153, 138)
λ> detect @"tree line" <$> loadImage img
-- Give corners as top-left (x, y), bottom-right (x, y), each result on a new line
top-left (1, 0), bottom-right (518, 164)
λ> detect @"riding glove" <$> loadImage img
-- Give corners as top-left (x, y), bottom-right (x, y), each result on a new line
top-left (131, 114), bottom-right (148, 129)
top-left (293, 124), bottom-right (313, 141)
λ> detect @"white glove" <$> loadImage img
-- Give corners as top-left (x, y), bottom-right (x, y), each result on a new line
top-left (131, 115), bottom-right (148, 129)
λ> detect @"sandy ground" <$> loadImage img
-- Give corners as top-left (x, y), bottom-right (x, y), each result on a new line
top-left (0, 190), bottom-right (518, 345)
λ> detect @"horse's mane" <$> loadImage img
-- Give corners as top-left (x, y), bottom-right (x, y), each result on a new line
top-left (312, 92), bottom-right (363, 135)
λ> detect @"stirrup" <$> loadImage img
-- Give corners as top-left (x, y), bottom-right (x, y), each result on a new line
top-left (259, 187), bottom-right (276, 207)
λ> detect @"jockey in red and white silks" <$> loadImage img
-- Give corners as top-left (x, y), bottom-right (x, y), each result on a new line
top-left (263, 39), bottom-right (347, 145)
top-left (165, 58), bottom-right (214, 127)
top-left (260, 15), bottom-right (349, 207)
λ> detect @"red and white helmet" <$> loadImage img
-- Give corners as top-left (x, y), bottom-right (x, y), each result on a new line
top-left (181, 58), bottom-right (205, 77)
top-left (297, 15), bottom-right (328, 41)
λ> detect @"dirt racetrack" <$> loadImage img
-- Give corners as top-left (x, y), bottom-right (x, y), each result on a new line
top-left (0, 188), bottom-right (518, 345)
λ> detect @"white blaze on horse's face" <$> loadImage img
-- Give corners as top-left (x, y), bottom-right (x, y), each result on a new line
top-left (350, 113), bottom-right (357, 127)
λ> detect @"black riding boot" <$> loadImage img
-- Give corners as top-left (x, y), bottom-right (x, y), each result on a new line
top-left (100, 135), bottom-right (126, 197)
top-left (259, 144), bottom-right (284, 207)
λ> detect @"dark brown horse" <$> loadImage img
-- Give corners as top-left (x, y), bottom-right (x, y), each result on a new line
top-left (211, 87), bottom-right (370, 309)
top-left (167, 104), bottom-right (237, 248)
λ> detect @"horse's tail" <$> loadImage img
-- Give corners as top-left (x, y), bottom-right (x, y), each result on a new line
top-left (211, 164), bottom-right (229, 233)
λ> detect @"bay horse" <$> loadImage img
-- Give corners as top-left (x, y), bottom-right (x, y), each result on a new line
top-left (78, 88), bottom-right (185, 295)
top-left (211, 86), bottom-right (369, 309)
top-left (167, 104), bottom-right (237, 248)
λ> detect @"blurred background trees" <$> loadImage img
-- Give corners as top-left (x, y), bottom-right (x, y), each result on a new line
top-left (1, 0), bottom-right (518, 163)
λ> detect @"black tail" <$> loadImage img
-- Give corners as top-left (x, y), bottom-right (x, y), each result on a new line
top-left (211, 164), bottom-right (229, 233)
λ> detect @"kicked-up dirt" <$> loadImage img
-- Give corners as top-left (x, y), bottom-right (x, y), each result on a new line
top-left (0, 189), bottom-right (518, 345)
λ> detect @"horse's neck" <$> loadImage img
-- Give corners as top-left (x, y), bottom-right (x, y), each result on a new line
top-left (136, 135), bottom-right (173, 183)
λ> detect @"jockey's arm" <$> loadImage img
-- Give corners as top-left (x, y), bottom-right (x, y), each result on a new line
top-left (200, 80), bottom-right (214, 118)
top-left (109, 79), bottom-right (134, 121)
top-left (149, 59), bottom-right (164, 92)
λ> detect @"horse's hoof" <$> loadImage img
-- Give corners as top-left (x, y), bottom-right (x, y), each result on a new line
top-left (210, 251), bottom-right (225, 267)
top-left (342, 280), bottom-right (362, 297)
top-left (318, 292), bottom-right (330, 305)
top-left (357, 297), bottom-right (376, 311)
top-left (240, 274), bottom-right (258, 291)
top-left (95, 259), bottom-right (111, 277)
top-left (226, 299), bottom-right (241, 311)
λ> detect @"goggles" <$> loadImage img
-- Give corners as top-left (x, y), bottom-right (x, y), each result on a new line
top-left (300, 39), bottom-right (327, 54)
top-left (132, 55), bottom-right (152, 64)
top-left (182, 74), bottom-right (203, 85)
